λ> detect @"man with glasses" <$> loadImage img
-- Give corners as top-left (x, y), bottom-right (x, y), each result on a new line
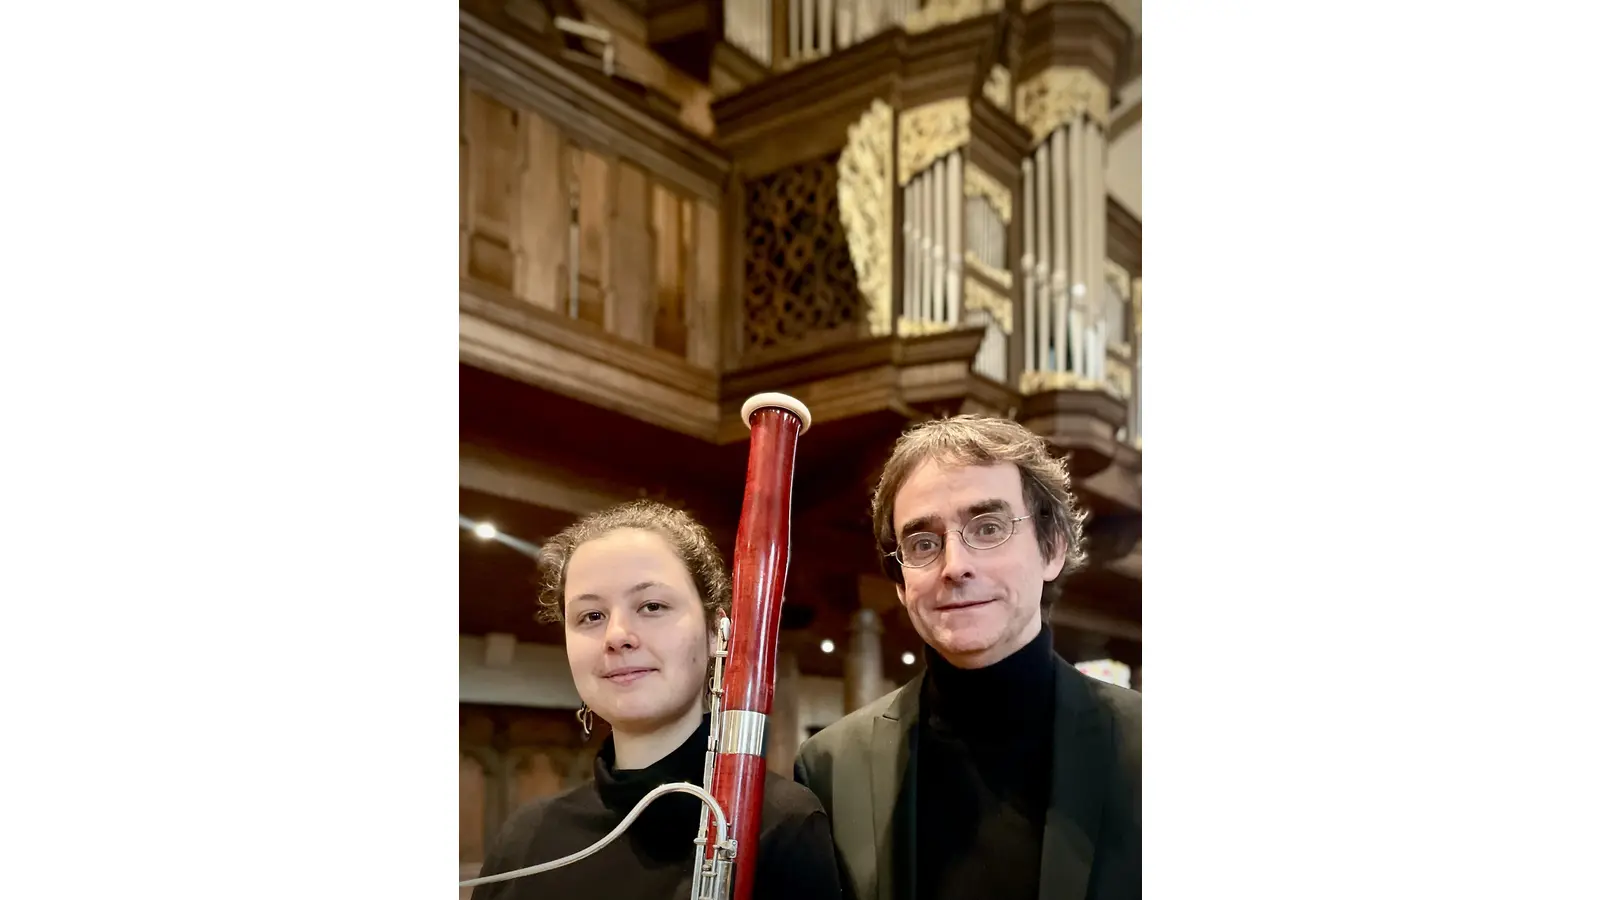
top-left (795, 415), bottom-right (1141, 900)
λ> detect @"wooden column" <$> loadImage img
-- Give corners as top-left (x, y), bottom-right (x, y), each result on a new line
top-left (767, 649), bottom-right (802, 778)
top-left (844, 607), bottom-right (885, 712)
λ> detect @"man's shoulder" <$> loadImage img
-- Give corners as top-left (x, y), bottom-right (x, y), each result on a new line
top-left (1086, 676), bottom-right (1141, 720)
top-left (800, 685), bottom-right (905, 761)
top-left (1070, 667), bottom-right (1142, 767)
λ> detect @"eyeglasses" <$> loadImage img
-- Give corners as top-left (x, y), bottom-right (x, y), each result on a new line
top-left (888, 513), bottom-right (1032, 569)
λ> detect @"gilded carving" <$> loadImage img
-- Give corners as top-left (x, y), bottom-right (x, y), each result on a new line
top-left (963, 166), bottom-right (1012, 224)
top-left (964, 253), bottom-right (1013, 289)
top-left (905, 0), bottom-right (1003, 34)
top-left (1016, 66), bottom-right (1111, 141)
top-left (1019, 369), bottom-right (1100, 394)
top-left (963, 277), bottom-right (1013, 334)
top-left (838, 100), bottom-right (896, 337)
top-left (897, 100), bottom-right (971, 186)
top-left (898, 317), bottom-right (958, 337)
top-left (983, 65), bottom-right (1011, 111)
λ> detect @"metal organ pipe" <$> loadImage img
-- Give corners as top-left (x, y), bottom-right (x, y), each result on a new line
top-left (1021, 158), bottom-right (1035, 372)
top-left (1034, 141), bottom-right (1051, 373)
top-left (934, 158), bottom-right (940, 325)
top-left (919, 172), bottom-right (933, 325)
top-left (946, 153), bottom-right (963, 327)
top-left (789, 0), bottom-right (799, 59)
top-left (1089, 121), bottom-right (1107, 383)
top-left (907, 173), bottom-right (918, 323)
top-left (1052, 127), bottom-right (1070, 378)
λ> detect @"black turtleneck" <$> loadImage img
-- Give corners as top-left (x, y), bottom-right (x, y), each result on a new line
top-left (913, 623), bottom-right (1057, 900)
top-left (473, 714), bottom-right (842, 900)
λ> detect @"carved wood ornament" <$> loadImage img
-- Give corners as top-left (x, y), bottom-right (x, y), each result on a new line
top-left (983, 65), bottom-right (1012, 111)
top-left (1016, 66), bottom-right (1111, 143)
top-left (837, 100), bottom-right (896, 337)
top-left (742, 156), bottom-right (865, 351)
top-left (897, 100), bottom-right (972, 187)
top-left (964, 276), bottom-right (1013, 334)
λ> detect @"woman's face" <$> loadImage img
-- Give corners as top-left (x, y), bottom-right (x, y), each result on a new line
top-left (562, 528), bottom-right (711, 736)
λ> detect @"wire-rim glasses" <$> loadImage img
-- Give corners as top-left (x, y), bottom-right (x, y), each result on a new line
top-left (889, 514), bottom-right (1032, 569)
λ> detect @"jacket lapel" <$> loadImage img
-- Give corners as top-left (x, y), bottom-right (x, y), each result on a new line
top-left (870, 671), bottom-right (923, 900)
top-left (1038, 658), bottom-right (1111, 900)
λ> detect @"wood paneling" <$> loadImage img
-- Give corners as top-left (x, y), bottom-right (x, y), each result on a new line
top-left (518, 104), bottom-right (568, 310)
top-left (461, 72), bottom-right (717, 360)
top-left (574, 145), bottom-right (614, 326)
top-left (1017, 1), bottom-right (1134, 88)
top-left (653, 185), bottom-right (688, 356)
top-left (460, 703), bottom-right (599, 867)
top-left (460, 9), bottom-right (730, 201)
top-left (687, 199), bottom-right (722, 369)
top-left (463, 86), bottom-right (521, 291)
top-left (611, 161), bottom-right (655, 342)
top-left (1106, 195), bottom-right (1141, 277)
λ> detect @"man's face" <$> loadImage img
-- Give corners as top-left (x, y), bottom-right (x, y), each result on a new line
top-left (891, 459), bottom-right (1066, 669)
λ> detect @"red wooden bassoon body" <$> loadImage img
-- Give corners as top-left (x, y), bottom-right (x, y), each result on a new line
top-left (707, 392), bottom-right (811, 900)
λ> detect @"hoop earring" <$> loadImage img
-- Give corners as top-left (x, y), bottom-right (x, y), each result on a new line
top-left (576, 704), bottom-right (594, 739)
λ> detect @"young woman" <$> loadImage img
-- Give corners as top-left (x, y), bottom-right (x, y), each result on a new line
top-left (472, 500), bottom-right (842, 900)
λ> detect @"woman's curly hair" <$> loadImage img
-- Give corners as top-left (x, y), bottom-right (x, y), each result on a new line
top-left (535, 499), bottom-right (731, 626)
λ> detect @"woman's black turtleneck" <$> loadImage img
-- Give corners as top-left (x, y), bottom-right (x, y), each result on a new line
top-left (473, 713), bottom-right (842, 900)
top-left (913, 623), bottom-right (1057, 900)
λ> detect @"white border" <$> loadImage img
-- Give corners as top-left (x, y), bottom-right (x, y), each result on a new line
top-left (1155, 2), bottom-right (1600, 895)
top-left (1, 2), bottom-right (456, 895)
top-left (2, 1), bottom-right (1598, 896)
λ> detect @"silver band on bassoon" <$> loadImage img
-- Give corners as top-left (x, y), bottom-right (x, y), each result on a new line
top-left (719, 710), bottom-right (768, 757)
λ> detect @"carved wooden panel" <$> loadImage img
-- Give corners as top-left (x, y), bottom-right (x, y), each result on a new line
top-left (611, 161), bottom-right (654, 343)
top-left (518, 102), bottom-right (568, 311)
top-left (742, 155), bottom-right (865, 352)
top-left (460, 701), bottom-right (599, 856)
top-left (460, 752), bottom-right (489, 864)
top-left (462, 86), bottom-right (521, 291)
top-left (460, 75), bottom-right (717, 362)
top-left (573, 144), bottom-right (614, 328)
top-left (653, 185), bottom-right (690, 357)
top-left (460, 77), bottom-right (469, 281)
top-left (687, 200), bottom-right (721, 369)
top-left (508, 747), bottom-right (576, 808)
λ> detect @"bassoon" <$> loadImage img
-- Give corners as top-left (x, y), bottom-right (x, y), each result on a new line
top-left (459, 392), bottom-right (811, 900)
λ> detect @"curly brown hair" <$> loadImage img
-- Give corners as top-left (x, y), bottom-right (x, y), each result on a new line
top-left (870, 415), bottom-right (1088, 602)
top-left (535, 499), bottom-right (731, 626)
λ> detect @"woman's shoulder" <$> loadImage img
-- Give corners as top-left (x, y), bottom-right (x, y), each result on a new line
top-left (497, 780), bottom-right (602, 841)
top-left (752, 771), bottom-right (843, 896)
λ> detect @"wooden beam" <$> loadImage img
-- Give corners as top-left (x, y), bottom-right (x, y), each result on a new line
top-left (460, 441), bottom-right (634, 515)
top-left (1049, 605), bottom-right (1141, 642)
top-left (1105, 547), bottom-right (1140, 581)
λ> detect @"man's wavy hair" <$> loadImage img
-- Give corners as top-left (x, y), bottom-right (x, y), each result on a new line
top-left (535, 499), bottom-right (731, 627)
top-left (871, 415), bottom-right (1088, 607)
